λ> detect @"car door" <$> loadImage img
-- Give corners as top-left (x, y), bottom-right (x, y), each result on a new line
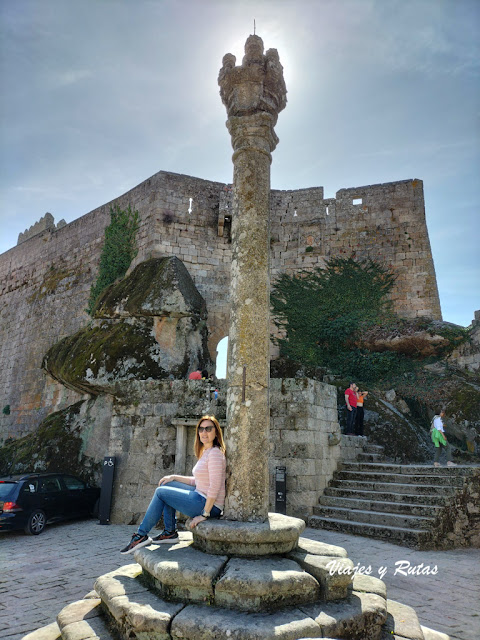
top-left (38, 476), bottom-right (66, 521)
top-left (60, 475), bottom-right (90, 518)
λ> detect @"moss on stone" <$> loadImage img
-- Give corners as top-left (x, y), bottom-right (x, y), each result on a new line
top-left (92, 257), bottom-right (206, 319)
top-left (0, 402), bottom-right (100, 482)
top-left (446, 383), bottom-right (480, 424)
top-left (42, 319), bottom-right (174, 395)
top-left (27, 265), bottom-right (80, 304)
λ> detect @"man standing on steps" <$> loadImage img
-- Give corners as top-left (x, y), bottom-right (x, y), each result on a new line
top-left (432, 409), bottom-right (455, 467)
top-left (344, 382), bottom-right (357, 435)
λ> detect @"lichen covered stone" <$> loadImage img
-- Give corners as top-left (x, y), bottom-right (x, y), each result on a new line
top-left (92, 257), bottom-right (206, 319)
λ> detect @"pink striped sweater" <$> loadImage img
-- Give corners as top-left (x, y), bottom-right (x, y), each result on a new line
top-left (191, 446), bottom-right (226, 509)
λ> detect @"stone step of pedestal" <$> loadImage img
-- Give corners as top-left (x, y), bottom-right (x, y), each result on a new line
top-left (323, 487), bottom-right (448, 506)
top-left (381, 599), bottom-right (424, 640)
top-left (329, 479), bottom-right (457, 495)
top-left (94, 563), bottom-right (185, 640)
top-left (334, 470), bottom-right (465, 487)
top-left (133, 534), bottom-right (345, 612)
top-left (170, 590), bottom-right (387, 640)
top-left (21, 621), bottom-right (61, 640)
top-left (299, 590), bottom-right (388, 640)
top-left (420, 625), bottom-right (451, 640)
top-left (309, 515), bottom-right (432, 548)
top-left (133, 535), bottom-right (229, 604)
top-left (213, 556), bottom-right (320, 611)
top-left (319, 495), bottom-right (442, 517)
top-left (312, 505), bottom-right (436, 529)
top-left (56, 598), bottom-right (115, 640)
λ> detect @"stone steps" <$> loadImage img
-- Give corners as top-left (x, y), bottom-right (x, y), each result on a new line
top-left (335, 470), bottom-right (464, 487)
top-left (311, 453), bottom-right (476, 548)
top-left (329, 479), bottom-right (457, 495)
top-left (363, 444), bottom-right (385, 453)
top-left (309, 515), bottom-right (432, 547)
top-left (341, 462), bottom-right (476, 476)
top-left (357, 452), bottom-right (384, 462)
top-left (323, 486), bottom-right (448, 506)
top-left (319, 494), bottom-right (443, 517)
top-left (313, 505), bottom-right (436, 529)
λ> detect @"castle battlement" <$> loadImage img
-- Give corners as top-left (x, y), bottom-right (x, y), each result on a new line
top-left (0, 170), bottom-right (441, 441)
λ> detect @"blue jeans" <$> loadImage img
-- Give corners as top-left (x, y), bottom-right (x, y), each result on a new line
top-left (137, 481), bottom-right (221, 536)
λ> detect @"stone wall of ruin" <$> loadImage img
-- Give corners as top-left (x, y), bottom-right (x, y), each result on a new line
top-left (0, 170), bottom-right (441, 442)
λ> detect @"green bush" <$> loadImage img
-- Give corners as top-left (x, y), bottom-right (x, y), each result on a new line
top-left (271, 257), bottom-right (410, 384)
top-left (87, 204), bottom-right (139, 315)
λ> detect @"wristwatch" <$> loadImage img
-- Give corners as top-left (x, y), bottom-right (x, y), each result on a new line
top-left (201, 509), bottom-right (210, 518)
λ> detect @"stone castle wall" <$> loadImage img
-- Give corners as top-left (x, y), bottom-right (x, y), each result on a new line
top-left (0, 170), bottom-right (441, 442)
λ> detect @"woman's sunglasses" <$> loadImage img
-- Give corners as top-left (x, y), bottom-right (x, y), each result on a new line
top-left (198, 425), bottom-right (214, 433)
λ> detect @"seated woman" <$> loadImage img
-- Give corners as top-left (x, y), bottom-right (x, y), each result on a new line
top-left (120, 415), bottom-right (226, 554)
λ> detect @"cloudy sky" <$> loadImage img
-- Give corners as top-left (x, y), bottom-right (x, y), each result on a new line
top-left (1, 0), bottom-right (479, 328)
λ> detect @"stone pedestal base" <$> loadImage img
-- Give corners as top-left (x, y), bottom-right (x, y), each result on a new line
top-left (192, 512), bottom-right (304, 556)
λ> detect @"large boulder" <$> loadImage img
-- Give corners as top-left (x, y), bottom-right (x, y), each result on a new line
top-left (92, 257), bottom-right (207, 319)
top-left (357, 318), bottom-right (469, 359)
top-left (42, 258), bottom-right (211, 396)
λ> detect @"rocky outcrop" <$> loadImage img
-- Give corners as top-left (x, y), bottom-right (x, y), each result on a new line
top-left (92, 256), bottom-right (207, 319)
top-left (42, 258), bottom-right (211, 396)
top-left (357, 318), bottom-right (469, 358)
top-left (0, 396), bottom-right (111, 481)
top-left (447, 310), bottom-right (480, 373)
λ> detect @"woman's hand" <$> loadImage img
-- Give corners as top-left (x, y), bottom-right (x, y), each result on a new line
top-left (188, 515), bottom-right (207, 529)
top-left (158, 475), bottom-right (175, 487)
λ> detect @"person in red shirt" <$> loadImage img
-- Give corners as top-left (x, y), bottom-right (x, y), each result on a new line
top-left (344, 382), bottom-right (357, 435)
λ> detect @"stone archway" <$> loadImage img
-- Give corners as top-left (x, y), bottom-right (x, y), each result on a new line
top-left (215, 335), bottom-right (228, 379)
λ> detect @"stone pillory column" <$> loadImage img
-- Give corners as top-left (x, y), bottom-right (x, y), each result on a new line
top-left (218, 35), bottom-right (287, 522)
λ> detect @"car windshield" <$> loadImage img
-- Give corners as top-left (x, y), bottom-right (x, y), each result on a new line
top-left (0, 482), bottom-right (16, 499)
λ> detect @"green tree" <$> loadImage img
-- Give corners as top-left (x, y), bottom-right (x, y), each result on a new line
top-left (271, 257), bottom-right (404, 382)
top-left (87, 204), bottom-right (139, 315)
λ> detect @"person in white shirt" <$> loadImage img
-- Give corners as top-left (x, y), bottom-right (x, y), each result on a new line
top-left (432, 409), bottom-right (455, 467)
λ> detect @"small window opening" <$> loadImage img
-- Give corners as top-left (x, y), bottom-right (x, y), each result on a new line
top-left (293, 209), bottom-right (298, 217)
top-left (325, 206), bottom-right (329, 216)
top-left (188, 197), bottom-right (193, 214)
top-left (352, 198), bottom-right (362, 206)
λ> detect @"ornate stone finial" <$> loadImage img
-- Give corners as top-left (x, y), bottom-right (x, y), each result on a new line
top-left (218, 34), bottom-right (287, 123)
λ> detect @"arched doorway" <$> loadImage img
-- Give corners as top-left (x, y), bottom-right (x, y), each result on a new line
top-left (215, 336), bottom-right (228, 379)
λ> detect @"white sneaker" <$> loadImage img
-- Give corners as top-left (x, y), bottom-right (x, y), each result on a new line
top-left (434, 462), bottom-right (440, 467)
top-left (447, 462), bottom-right (457, 467)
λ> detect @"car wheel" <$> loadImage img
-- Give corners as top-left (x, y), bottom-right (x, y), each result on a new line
top-left (25, 509), bottom-right (46, 535)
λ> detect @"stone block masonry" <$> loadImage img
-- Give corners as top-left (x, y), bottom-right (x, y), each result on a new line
top-left (0, 169), bottom-right (441, 442)
top-left (101, 378), bottom-right (341, 524)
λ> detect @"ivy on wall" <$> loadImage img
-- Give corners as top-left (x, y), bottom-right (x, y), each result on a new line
top-left (271, 257), bottom-right (410, 383)
top-left (87, 204), bottom-right (139, 315)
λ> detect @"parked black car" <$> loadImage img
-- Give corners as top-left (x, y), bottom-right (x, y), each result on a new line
top-left (0, 472), bottom-right (100, 535)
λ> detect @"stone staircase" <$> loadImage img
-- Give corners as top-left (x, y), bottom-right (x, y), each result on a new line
top-left (309, 443), bottom-right (479, 549)
top-left (23, 529), bottom-right (448, 640)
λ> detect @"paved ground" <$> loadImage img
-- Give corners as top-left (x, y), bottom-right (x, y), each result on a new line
top-left (1, 518), bottom-right (479, 640)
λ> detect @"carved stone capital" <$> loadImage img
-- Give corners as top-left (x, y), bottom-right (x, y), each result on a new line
top-left (226, 112), bottom-right (279, 160)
